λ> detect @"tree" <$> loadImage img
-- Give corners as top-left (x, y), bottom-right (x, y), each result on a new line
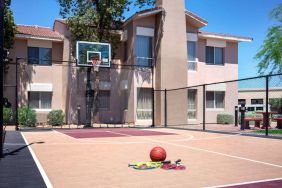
top-left (4, 0), bottom-right (16, 50)
top-left (58, 0), bottom-right (155, 43)
top-left (255, 4), bottom-right (282, 75)
top-left (58, 0), bottom-right (155, 127)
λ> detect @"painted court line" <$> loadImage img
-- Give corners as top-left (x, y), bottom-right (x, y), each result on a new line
top-left (113, 131), bottom-right (282, 169)
top-left (21, 133), bottom-right (53, 188)
top-left (24, 130), bottom-right (282, 168)
top-left (206, 177), bottom-right (282, 188)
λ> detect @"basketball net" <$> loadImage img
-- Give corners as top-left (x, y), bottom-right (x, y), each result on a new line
top-left (91, 58), bottom-right (101, 72)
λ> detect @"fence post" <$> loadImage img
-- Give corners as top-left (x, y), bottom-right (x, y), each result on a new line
top-left (203, 85), bottom-right (206, 131)
top-left (15, 58), bottom-right (19, 131)
top-left (265, 75), bottom-right (269, 136)
top-left (164, 89), bottom-right (167, 127)
top-left (151, 63), bottom-right (155, 127)
top-left (0, 0), bottom-right (4, 158)
top-left (235, 106), bottom-right (238, 127)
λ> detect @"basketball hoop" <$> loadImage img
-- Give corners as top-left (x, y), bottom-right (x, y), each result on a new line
top-left (91, 57), bottom-right (101, 72)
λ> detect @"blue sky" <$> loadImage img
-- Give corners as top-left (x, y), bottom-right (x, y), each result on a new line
top-left (11, 0), bottom-right (281, 79)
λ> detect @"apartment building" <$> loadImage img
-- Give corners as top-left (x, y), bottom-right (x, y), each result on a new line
top-left (6, 0), bottom-right (252, 126)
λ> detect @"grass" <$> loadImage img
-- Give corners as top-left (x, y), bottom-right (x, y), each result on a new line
top-left (254, 129), bottom-right (282, 135)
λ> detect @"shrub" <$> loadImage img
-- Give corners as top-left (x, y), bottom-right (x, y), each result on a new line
top-left (3, 107), bottom-right (13, 125)
top-left (217, 113), bottom-right (234, 124)
top-left (245, 111), bottom-right (263, 118)
top-left (47, 110), bottom-right (64, 126)
top-left (18, 106), bottom-right (37, 127)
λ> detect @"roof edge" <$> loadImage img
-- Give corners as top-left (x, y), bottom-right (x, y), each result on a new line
top-left (185, 10), bottom-right (208, 26)
top-left (16, 34), bottom-right (64, 41)
top-left (198, 31), bottom-right (253, 42)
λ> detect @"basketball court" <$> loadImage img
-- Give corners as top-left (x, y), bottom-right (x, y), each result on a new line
top-left (20, 128), bottom-right (282, 188)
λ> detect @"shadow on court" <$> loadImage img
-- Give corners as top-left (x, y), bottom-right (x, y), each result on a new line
top-left (0, 131), bottom-right (46, 188)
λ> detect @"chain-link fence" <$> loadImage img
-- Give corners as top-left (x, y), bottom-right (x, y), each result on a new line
top-left (3, 59), bottom-right (154, 129)
top-left (3, 58), bottom-right (282, 138)
top-left (164, 73), bottom-right (282, 138)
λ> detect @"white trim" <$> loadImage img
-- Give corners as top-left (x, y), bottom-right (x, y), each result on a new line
top-left (239, 87), bottom-right (282, 92)
top-left (187, 33), bottom-right (198, 41)
top-left (206, 177), bottom-right (282, 188)
top-left (199, 33), bottom-right (252, 42)
top-left (206, 108), bottom-right (225, 112)
top-left (27, 83), bottom-right (53, 92)
top-left (76, 41), bottom-right (111, 68)
top-left (207, 39), bottom-right (226, 48)
top-left (186, 13), bottom-right (208, 26)
top-left (136, 27), bottom-right (154, 37)
top-left (28, 39), bottom-right (52, 48)
top-left (21, 133), bottom-right (53, 188)
top-left (16, 34), bottom-right (63, 42)
top-left (34, 109), bottom-right (52, 112)
top-left (87, 51), bottom-right (101, 63)
top-left (187, 119), bottom-right (198, 121)
top-left (137, 9), bottom-right (163, 18)
top-left (206, 83), bottom-right (226, 91)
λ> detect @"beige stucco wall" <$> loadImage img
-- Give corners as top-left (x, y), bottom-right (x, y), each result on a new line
top-left (6, 37), bottom-right (64, 123)
top-left (238, 89), bottom-right (282, 105)
top-left (188, 39), bottom-right (238, 86)
top-left (155, 0), bottom-right (188, 126)
top-left (6, 1), bottom-right (241, 126)
top-left (186, 39), bottom-right (238, 124)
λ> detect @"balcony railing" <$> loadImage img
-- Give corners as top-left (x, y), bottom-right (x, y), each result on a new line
top-left (136, 57), bottom-right (153, 67)
top-left (188, 61), bottom-right (197, 71)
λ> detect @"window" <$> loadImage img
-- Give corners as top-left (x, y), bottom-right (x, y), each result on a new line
top-left (135, 36), bottom-right (153, 66)
top-left (187, 41), bottom-right (197, 71)
top-left (28, 92), bottom-right (52, 109)
top-left (99, 91), bottom-right (110, 110)
top-left (137, 88), bottom-right (152, 120)
top-left (251, 99), bottom-right (263, 105)
top-left (188, 89), bottom-right (197, 119)
top-left (28, 47), bottom-right (52, 65)
top-left (206, 46), bottom-right (224, 65)
top-left (238, 99), bottom-right (246, 105)
top-left (206, 91), bottom-right (225, 109)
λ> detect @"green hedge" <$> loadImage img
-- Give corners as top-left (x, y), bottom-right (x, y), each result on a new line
top-left (18, 106), bottom-right (37, 127)
top-left (47, 110), bottom-right (64, 126)
top-left (217, 113), bottom-right (234, 124)
top-left (238, 111), bottom-right (263, 125)
top-left (3, 107), bottom-right (13, 125)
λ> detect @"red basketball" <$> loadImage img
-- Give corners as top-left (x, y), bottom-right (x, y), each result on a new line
top-left (150, 146), bottom-right (167, 162)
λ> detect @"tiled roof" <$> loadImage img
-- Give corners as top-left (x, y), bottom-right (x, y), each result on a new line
top-left (16, 25), bottom-right (63, 40)
top-left (199, 30), bottom-right (253, 41)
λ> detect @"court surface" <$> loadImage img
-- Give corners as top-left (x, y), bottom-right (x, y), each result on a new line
top-left (21, 128), bottom-right (282, 188)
